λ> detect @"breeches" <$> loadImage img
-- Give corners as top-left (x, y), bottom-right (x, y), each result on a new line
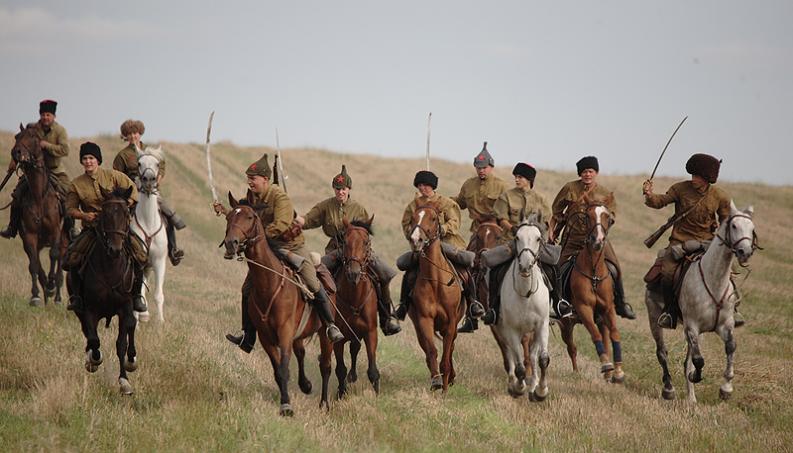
top-left (292, 246), bottom-right (320, 293)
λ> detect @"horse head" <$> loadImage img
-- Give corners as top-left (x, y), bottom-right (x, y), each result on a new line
top-left (410, 202), bottom-right (441, 252)
top-left (98, 187), bottom-right (134, 258)
top-left (583, 193), bottom-right (614, 251)
top-left (12, 123), bottom-right (44, 168)
top-left (475, 215), bottom-right (502, 251)
top-left (222, 190), bottom-right (262, 260)
top-left (514, 213), bottom-right (544, 277)
top-left (341, 216), bottom-right (374, 284)
top-left (723, 200), bottom-right (758, 266)
top-left (136, 145), bottom-right (164, 195)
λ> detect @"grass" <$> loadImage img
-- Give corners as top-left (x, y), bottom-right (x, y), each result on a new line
top-left (1, 130), bottom-right (792, 452)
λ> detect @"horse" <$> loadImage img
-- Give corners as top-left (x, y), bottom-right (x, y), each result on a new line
top-left (9, 123), bottom-right (67, 307)
top-left (223, 191), bottom-right (333, 416)
top-left (332, 217), bottom-right (381, 398)
top-left (559, 193), bottom-right (625, 383)
top-left (131, 146), bottom-right (168, 322)
top-left (71, 187), bottom-right (139, 395)
top-left (490, 215), bottom-right (551, 401)
top-left (645, 201), bottom-right (758, 402)
top-left (407, 202), bottom-right (465, 392)
top-left (470, 218), bottom-right (503, 314)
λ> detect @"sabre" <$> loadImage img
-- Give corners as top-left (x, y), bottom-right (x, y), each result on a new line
top-left (275, 128), bottom-right (288, 193)
top-left (425, 112), bottom-right (432, 170)
top-left (204, 111), bottom-right (217, 202)
top-left (650, 116), bottom-right (688, 181)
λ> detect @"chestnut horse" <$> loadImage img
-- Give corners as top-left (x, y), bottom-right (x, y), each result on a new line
top-left (9, 123), bottom-right (67, 306)
top-left (222, 191), bottom-right (333, 416)
top-left (407, 202), bottom-right (464, 392)
top-left (333, 217), bottom-right (381, 398)
top-left (559, 194), bottom-right (625, 383)
top-left (470, 219), bottom-right (503, 313)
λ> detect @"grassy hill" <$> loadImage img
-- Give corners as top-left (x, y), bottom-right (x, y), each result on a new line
top-left (1, 130), bottom-right (791, 452)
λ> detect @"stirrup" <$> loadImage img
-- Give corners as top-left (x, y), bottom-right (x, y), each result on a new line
top-left (657, 313), bottom-right (674, 329)
top-left (616, 302), bottom-right (637, 320)
top-left (395, 303), bottom-right (408, 321)
top-left (381, 317), bottom-right (402, 336)
top-left (225, 331), bottom-right (253, 353)
top-left (555, 299), bottom-right (573, 319)
top-left (132, 297), bottom-right (147, 313)
top-left (326, 324), bottom-right (345, 343)
top-left (458, 317), bottom-right (479, 333)
top-left (469, 300), bottom-right (485, 318)
top-left (481, 309), bottom-right (497, 325)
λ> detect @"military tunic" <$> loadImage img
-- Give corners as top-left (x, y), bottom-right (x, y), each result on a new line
top-left (303, 196), bottom-right (369, 253)
top-left (66, 168), bottom-right (138, 228)
top-left (113, 142), bottom-right (167, 181)
top-left (493, 186), bottom-right (551, 242)
top-left (551, 180), bottom-right (617, 264)
top-left (453, 175), bottom-right (509, 233)
top-left (402, 193), bottom-right (466, 250)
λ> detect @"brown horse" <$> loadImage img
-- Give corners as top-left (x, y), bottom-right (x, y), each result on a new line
top-left (470, 219), bottom-right (503, 313)
top-left (333, 217), bottom-right (381, 398)
top-left (559, 194), bottom-right (625, 383)
top-left (71, 187), bottom-right (139, 395)
top-left (223, 191), bottom-right (333, 416)
top-left (10, 123), bottom-right (66, 306)
top-left (407, 202), bottom-right (464, 392)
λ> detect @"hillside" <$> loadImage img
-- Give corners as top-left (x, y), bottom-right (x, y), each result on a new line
top-left (1, 130), bottom-right (792, 451)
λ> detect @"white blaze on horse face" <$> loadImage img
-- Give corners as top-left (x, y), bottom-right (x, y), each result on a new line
top-left (593, 206), bottom-right (608, 245)
top-left (410, 210), bottom-right (426, 245)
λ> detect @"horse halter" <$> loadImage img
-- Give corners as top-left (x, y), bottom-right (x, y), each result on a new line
top-left (583, 203), bottom-right (612, 246)
top-left (223, 205), bottom-right (263, 259)
top-left (341, 226), bottom-right (372, 275)
top-left (411, 205), bottom-right (441, 251)
top-left (138, 166), bottom-right (159, 195)
top-left (13, 132), bottom-right (45, 170)
top-left (514, 222), bottom-right (541, 276)
top-left (716, 213), bottom-right (760, 266)
top-left (98, 199), bottom-right (131, 252)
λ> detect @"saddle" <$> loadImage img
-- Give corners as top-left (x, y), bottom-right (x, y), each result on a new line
top-left (275, 248), bottom-right (336, 296)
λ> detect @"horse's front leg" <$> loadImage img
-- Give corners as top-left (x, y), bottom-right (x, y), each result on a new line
top-left (318, 330), bottom-right (333, 411)
top-left (559, 319), bottom-right (578, 371)
top-left (80, 311), bottom-right (103, 373)
top-left (276, 334), bottom-right (294, 416)
top-left (293, 338), bottom-right (313, 395)
top-left (348, 337), bottom-right (361, 384)
top-left (717, 324), bottom-right (736, 400)
top-left (439, 323), bottom-right (457, 394)
top-left (46, 242), bottom-right (60, 302)
top-left (22, 238), bottom-right (43, 306)
top-left (260, 341), bottom-right (290, 416)
top-left (577, 304), bottom-right (612, 375)
top-left (365, 325), bottom-right (380, 394)
top-left (529, 320), bottom-right (550, 402)
top-left (116, 307), bottom-right (135, 395)
top-left (333, 340), bottom-right (349, 399)
top-left (502, 331), bottom-right (527, 397)
top-left (153, 260), bottom-right (166, 322)
top-left (413, 315), bottom-right (441, 391)
top-left (685, 324), bottom-right (704, 385)
top-left (603, 307), bottom-right (625, 384)
top-left (646, 289), bottom-right (675, 399)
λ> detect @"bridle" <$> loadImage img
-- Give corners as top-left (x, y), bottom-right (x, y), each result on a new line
top-left (573, 203), bottom-right (612, 292)
top-left (223, 205), bottom-right (263, 259)
top-left (410, 205), bottom-right (442, 251)
top-left (512, 222), bottom-right (542, 296)
top-left (98, 198), bottom-right (131, 254)
top-left (715, 213), bottom-right (761, 267)
top-left (138, 165), bottom-right (159, 196)
top-left (340, 225), bottom-right (372, 277)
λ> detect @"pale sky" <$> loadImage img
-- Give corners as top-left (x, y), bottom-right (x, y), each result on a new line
top-left (1, 1), bottom-right (791, 185)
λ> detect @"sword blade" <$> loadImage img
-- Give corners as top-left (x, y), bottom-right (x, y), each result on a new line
top-left (650, 116), bottom-right (688, 180)
top-left (205, 111), bottom-right (217, 201)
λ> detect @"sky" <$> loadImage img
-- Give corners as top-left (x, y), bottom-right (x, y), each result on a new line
top-left (1, 1), bottom-right (791, 185)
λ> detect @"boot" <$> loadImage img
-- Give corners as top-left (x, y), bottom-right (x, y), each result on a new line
top-left (166, 222), bottom-right (184, 266)
top-left (226, 331), bottom-right (254, 353)
top-left (0, 202), bottom-right (21, 239)
top-left (131, 268), bottom-right (147, 313)
top-left (657, 285), bottom-right (677, 329)
top-left (313, 286), bottom-right (345, 343)
top-left (375, 280), bottom-right (401, 336)
top-left (160, 199), bottom-right (187, 230)
top-left (227, 288), bottom-right (256, 352)
top-left (611, 268), bottom-right (636, 319)
top-left (482, 263), bottom-right (504, 325)
top-left (395, 269), bottom-right (416, 321)
top-left (66, 271), bottom-right (84, 312)
top-left (458, 317), bottom-right (479, 332)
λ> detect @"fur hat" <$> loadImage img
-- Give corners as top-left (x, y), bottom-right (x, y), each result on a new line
top-left (39, 99), bottom-right (57, 115)
top-left (473, 141), bottom-right (495, 168)
top-left (246, 154), bottom-right (272, 178)
top-left (79, 142), bottom-right (102, 164)
top-left (576, 156), bottom-right (599, 175)
top-left (413, 170), bottom-right (438, 190)
top-left (120, 119), bottom-right (145, 138)
top-left (332, 164), bottom-right (352, 189)
top-left (512, 163), bottom-right (537, 187)
top-left (686, 153), bottom-right (721, 183)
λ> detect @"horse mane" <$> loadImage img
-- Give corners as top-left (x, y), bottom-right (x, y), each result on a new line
top-left (350, 219), bottom-right (374, 235)
top-left (520, 213), bottom-right (548, 235)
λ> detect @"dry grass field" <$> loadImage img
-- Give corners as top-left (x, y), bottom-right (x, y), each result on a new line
top-left (0, 130), bottom-right (791, 452)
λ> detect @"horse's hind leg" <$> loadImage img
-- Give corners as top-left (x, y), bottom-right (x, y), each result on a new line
top-left (348, 338), bottom-right (361, 384)
top-left (717, 325), bottom-right (736, 400)
top-left (294, 339), bottom-right (312, 395)
top-left (318, 332), bottom-right (333, 411)
top-left (530, 321), bottom-right (550, 402)
top-left (22, 239), bottom-right (42, 306)
top-left (117, 309), bottom-right (135, 395)
top-left (45, 244), bottom-right (60, 302)
top-left (646, 289), bottom-right (675, 398)
top-left (365, 327), bottom-right (380, 394)
top-left (604, 309), bottom-right (625, 384)
top-left (333, 341), bottom-right (349, 399)
top-left (559, 319), bottom-right (578, 371)
top-left (413, 317), bottom-right (441, 391)
top-left (685, 325), bottom-right (704, 386)
top-left (578, 304), bottom-right (612, 375)
top-left (153, 261), bottom-right (166, 322)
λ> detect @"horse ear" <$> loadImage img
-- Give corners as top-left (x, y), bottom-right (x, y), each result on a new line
top-left (123, 186), bottom-right (134, 200)
top-left (228, 191), bottom-right (238, 209)
top-left (19, 123), bottom-right (24, 132)
top-left (745, 205), bottom-right (754, 216)
top-left (368, 214), bottom-right (375, 227)
top-left (730, 199), bottom-right (738, 213)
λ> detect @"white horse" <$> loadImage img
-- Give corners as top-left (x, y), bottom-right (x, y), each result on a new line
top-left (491, 215), bottom-right (551, 402)
top-left (646, 201), bottom-right (757, 402)
top-left (131, 146), bottom-right (169, 323)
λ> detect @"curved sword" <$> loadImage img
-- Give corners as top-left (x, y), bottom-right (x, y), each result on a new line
top-left (650, 116), bottom-right (688, 180)
top-left (204, 111), bottom-right (217, 202)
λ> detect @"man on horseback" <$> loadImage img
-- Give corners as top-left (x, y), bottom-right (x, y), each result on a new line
top-left (549, 156), bottom-right (637, 320)
top-left (113, 119), bottom-right (185, 266)
top-left (453, 142), bottom-right (509, 333)
top-left (1, 99), bottom-right (76, 240)
top-left (642, 153), bottom-right (741, 329)
top-left (481, 163), bottom-right (556, 324)
top-left (394, 170), bottom-right (475, 320)
top-left (295, 165), bottom-right (402, 336)
top-left (216, 154), bottom-right (345, 352)
top-left (64, 142), bottom-right (148, 313)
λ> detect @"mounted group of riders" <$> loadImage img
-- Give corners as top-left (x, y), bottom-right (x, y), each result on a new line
top-left (2, 99), bottom-right (744, 352)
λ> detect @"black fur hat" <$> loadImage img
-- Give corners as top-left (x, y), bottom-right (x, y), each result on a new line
top-left (413, 170), bottom-right (438, 190)
top-left (39, 99), bottom-right (57, 115)
top-left (512, 163), bottom-right (537, 187)
top-left (576, 156), bottom-right (599, 175)
top-left (79, 142), bottom-right (102, 164)
top-left (686, 153), bottom-right (721, 183)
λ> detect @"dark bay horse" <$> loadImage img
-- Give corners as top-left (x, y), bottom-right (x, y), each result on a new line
top-left (71, 187), bottom-right (139, 395)
top-left (407, 202), bottom-right (464, 392)
top-left (559, 194), bottom-right (625, 383)
top-left (470, 219), bottom-right (503, 314)
top-left (10, 123), bottom-right (66, 306)
top-left (223, 191), bottom-right (333, 416)
top-left (333, 217), bottom-right (381, 398)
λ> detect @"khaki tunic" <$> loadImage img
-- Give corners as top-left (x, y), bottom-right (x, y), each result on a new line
top-left (303, 196), bottom-right (369, 253)
top-left (551, 180), bottom-right (617, 263)
top-left (453, 175), bottom-right (509, 233)
top-left (493, 186), bottom-right (551, 242)
top-left (66, 168), bottom-right (138, 228)
top-left (402, 192), bottom-right (466, 250)
top-left (37, 121), bottom-right (70, 176)
top-left (113, 142), bottom-right (167, 181)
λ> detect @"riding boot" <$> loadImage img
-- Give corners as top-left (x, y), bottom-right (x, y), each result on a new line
top-left (542, 263), bottom-right (572, 320)
top-left (159, 198), bottom-right (186, 230)
top-left (166, 221), bottom-right (184, 266)
top-left (0, 200), bottom-right (21, 239)
top-left (482, 264), bottom-right (503, 325)
top-left (312, 286), bottom-right (345, 343)
top-left (130, 266), bottom-right (147, 313)
top-left (459, 280), bottom-right (483, 332)
top-left (226, 284), bottom-right (256, 352)
top-left (657, 284), bottom-right (677, 329)
top-left (375, 279), bottom-right (401, 336)
top-left (395, 269), bottom-right (417, 321)
top-left (66, 271), bottom-right (84, 312)
top-left (610, 266), bottom-right (636, 320)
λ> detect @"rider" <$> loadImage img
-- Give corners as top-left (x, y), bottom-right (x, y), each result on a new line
top-left (64, 142), bottom-right (148, 313)
top-left (2, 99), bottom-right (77, 239)
top-left (642, 153), bottom-right (742, 328)
top-left (113, 119), bottom-right (186, 265)
top-left (295, 164), bottom-right (402, 336)
top-left (394, 170), bottom-right (474, 320)
top-left (482, 162), bottom-right (553, 324)
top-left (453, 142), bottom-right (509, 333)
top-left (549, 156), bottom-right (637, 320)
top-left (215, 154), bottom-right (345, 353)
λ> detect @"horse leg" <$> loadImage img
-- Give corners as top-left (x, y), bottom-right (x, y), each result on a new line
top-left (646, 290), bottom-right (675, 399)
top-left (125, 311), bottom-right (138, 373)
top-left (333, 341), bottom-right (349, 399)
top-left (717, 325), bottom-right (736, 400)
top-left (604, 308), bottom-right (625, 384)
top-left (530, 321), bottom-right (551, 402)
top-left (261, 341), bottom-right (292, 416)
top-left (45, 244), bottom-right (59, 301)
top-left (153, 260), bottom-right (166, 322)
top-left (504, 333), bottom-right (527, 397)
top-left (577, 304), bottom-right (612, 375)
top-left (52, 240), bottom-right (64, 304)
top-left (683, 340), bottom-right (698, 404)
top-left (685, 325), bottom-right (705, 386)
top-left (413, 316), bottom-right (441, 391)
top-left (294, 338), bottom-right (313, 395)
top-left (365, 327), bottom-right (380, 394)
top-left (599, 321), bottom-right (613, 381)
top-left (117, 308), bottom-right (135, 395)
top-left (559, 319), bottom-right (578, 371)
top-left (318, 332), bottom-right (333, 411)
top-left (276, 336), bottom-right (294, 415)
top-left (80, 312), bottom-right (103, 373)
top-left (138, 266), bottom-right (152, 323)
top-left (22, 238), bottom-right (43, 306)
top-left (347, 338), bottom-right (361, 384)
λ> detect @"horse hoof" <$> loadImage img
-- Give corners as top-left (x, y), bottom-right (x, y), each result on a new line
top-left (372, 380), bottom-right (380, 394)
top-left (119, 378), bottom-right (134, 395)
top-left (319, 400), bottom-right (330, 412)
top-left (687, 372), bottom-right (702, 384)
top-left (662, 387), bottom-right (676, 400)
top-left (507, 386), bottom-right (524, 398)
top-left (29, 297), bottom-right (42, 307)
top-left (336, 389), bottom-right (347, 400)
top-left (138, 311), bottom-right (150, 323)
top-left (719, 388), bottom-right (732, 400)
top-left (279, 404), bottom-right (294, 417)
top-left (299, 379), bottom-right (313, 395)
top-left (346, 371), bottom-right (358, 384)
top-left (430, 376), bottom-right (443, 391)
top-left (529, 390), bottom-right (547, 402)
top-left (611, 373), bottom-right (626, 384)
top-left (124, 357), bottom-right (138, 373)
top-left (84, 351), bottom-right (103, 373)
top-left (600, 362), bottom-right (614, 374)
